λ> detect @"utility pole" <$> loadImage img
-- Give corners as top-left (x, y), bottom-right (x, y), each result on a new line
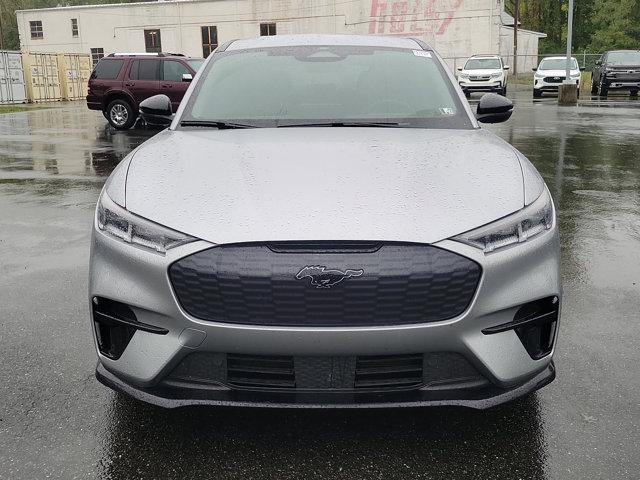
top-left (0, 3), bottom-right (4, 50)
top-left (564, 0), bottom-right (574, 82)
top-left (513, 0), bottom-right (519, 76)
top-left (558, 0), bottom-right (577, 104)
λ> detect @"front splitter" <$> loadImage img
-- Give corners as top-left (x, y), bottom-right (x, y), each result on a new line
top-left (96, 361), bottom-right (555, 410)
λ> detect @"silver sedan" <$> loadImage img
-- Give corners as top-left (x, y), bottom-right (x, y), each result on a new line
top-left (89, 34), bottom-right (560, 409)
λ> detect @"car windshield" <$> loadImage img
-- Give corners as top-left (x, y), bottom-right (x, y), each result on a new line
top-left (181, 45), bottom-right (472, 129)
top-left (464, 58), bottom-right (502, 70)
top-left (606, 51), bottom-right (640, 65)
top-left (187, 58), bottom-right (205, 71)
top-left (539, 58), bottom-right (578, 70)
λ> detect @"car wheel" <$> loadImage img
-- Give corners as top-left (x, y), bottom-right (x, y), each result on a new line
top-left (590, 78), bottom-right (598, 95)
top-left (501, 85), bottom-right (507, 96)
top-left (106, 99), bottom-right (135, 130)
top-left (598, 79), bottom-right (608, 97)
top-left (464, 90), bottom-right (470, 98)
top-left (533, 89), bottom-right (542, 99)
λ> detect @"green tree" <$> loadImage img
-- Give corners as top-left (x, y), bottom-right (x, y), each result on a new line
top-left (588, 0), bottom-right (640, 51)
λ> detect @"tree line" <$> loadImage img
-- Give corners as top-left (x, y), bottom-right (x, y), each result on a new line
top-left (511, 0), bottom-right (640, 53)
top-left (1, 0), bottom-right (638, 53)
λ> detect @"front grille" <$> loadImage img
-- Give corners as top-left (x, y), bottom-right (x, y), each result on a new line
top-left (166, 352), bottom-right (487, 392)
top-left (470, 75), bottom-right (490, 81)
top-left (544, 76), bottom-right (565, 83)
top-left (169, 242), bottom-right (481, 327)
top-left (354, 354), bottom-right (423, 389)
top-left (227, 354), bottom-right (295, 388)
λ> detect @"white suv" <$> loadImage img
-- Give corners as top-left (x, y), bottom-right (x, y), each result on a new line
top-left (533, 57), bottom-right (581, 98)
top-left (457, 55), bottom-right (508, 97)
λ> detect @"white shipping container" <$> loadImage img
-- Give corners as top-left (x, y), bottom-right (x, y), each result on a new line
top-left (0, 51), bottom-right (27, 104)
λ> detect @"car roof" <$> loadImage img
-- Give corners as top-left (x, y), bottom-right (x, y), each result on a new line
top-left (468, 55), bottom-right (501, 59)
top-left (226, 34), bottom-right (424, 51)
top-left (606, 49), bottom-right (640, 53)
top-left (107, 52), bottom-right (188, 59)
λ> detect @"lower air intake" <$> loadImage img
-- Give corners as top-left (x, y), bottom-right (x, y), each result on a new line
top-left (354, 354), bottom-right (424, 389)
top-left (226, 354), bottom-right (296, 389)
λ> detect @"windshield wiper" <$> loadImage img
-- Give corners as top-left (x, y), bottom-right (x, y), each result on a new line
top-left (276, 121), bottom-right (404, 128)
top-left (179, 120), bottom-right (257, 129)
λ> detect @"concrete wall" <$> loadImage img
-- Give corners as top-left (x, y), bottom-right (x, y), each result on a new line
top-left (16, 0), bottom-right (517, 64)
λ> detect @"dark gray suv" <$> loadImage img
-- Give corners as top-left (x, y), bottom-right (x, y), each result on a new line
top-left (591, 50), bottom-right (640, 97)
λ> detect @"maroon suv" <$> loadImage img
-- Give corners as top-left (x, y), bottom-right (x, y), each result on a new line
top-left (87, 53), bottom-right (204, 129)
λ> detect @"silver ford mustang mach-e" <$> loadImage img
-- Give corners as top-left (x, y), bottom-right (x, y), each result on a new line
top-left (89, 34), bottom-right (561, 408)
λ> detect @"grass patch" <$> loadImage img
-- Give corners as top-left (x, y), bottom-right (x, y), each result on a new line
top-left (0, 105), bottom-right (34, 114)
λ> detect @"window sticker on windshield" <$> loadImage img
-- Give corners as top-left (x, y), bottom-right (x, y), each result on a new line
top-left (439, 107), bottom-right (455, 116)
top-left (413, 50), bottom-right (432, 58)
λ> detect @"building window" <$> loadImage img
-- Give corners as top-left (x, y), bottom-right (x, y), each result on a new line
top-left (201, 26), bottom-right (218, 58)
top-left (30, 20), bottom-right (43, 39)
top-left (71, 19), bottom-right (79, 37)
top-left (144, 29), bottom-right (162, 53)
top-left (91, 48), bottom-right (104, 67)
top-left (260, 23), bottom-right (276, 36)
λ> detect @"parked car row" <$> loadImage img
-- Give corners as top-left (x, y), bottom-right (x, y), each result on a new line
top-left (89, 49), bottom-right (640, 130)
top-left (455, 49), bottom-right (640, 100)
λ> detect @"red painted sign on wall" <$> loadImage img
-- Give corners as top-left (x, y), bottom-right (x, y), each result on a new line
top-left (369, 0), bottom-right (464, 36)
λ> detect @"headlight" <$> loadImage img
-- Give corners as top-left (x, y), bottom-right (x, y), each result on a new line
top-left (458, 73), bottom-right (469, 79)
top-left (534, 72), bottom-right (544, 79)
top-left (571, 72), bottom-right (581, 78)
top-left (490, 72), bottom-right (502, 78)
top-left (452, 188), bottom-right (554, 253)
top-left (97, 192), bottom-right (196, 254)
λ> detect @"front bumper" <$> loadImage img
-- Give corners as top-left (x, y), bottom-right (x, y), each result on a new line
top-left (601, 75), bottom-right (640, 90)
top-left (89, 217), bottom-right (561, 408)
top-left (534, 77), bottom-right (580, 92)
top-left (458, 80), bottom-right (503, 92)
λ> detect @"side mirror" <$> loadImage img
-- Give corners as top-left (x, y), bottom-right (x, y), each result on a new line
top-left (503, 65), bottom-right (510, 70)
top-left (139, 94), bottom-right (173, 128)
top-left (182, 73), bottom-right (193, 82)
top-left (580, 66), bottom-right (586, 71)
top-left (476, 93), bottom-right (513, 124)
top-left (532, 67), bottom-right (537, 72)
top-left (457, 67), bottom-right (462, 71)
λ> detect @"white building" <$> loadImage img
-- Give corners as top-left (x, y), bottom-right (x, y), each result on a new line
top-left (16, 0), bottom-right (544, 70)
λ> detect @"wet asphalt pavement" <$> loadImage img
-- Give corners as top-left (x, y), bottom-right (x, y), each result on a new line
top-left (1, 92), bottom-right (639, 479)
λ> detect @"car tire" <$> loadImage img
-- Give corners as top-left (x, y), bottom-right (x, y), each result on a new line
top-left (598, 79), bottom-right (608, 97)
top-left (501, 85), bottom-right (507, 96)
top-left (106, 99), bottom-right (135, 130)
top-left (533, 89), bottom-right (542, 99)
top-left (590, 78), bottom-right (598, 95)
top-left (464, 90), bottom-right (470, 98)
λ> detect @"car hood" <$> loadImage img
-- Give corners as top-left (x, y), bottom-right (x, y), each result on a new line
top-left (122, 128), bottom-right (527, 245)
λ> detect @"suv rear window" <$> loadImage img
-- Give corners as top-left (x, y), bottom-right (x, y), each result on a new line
top-left (92, 59), bottom-right (124, 80)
